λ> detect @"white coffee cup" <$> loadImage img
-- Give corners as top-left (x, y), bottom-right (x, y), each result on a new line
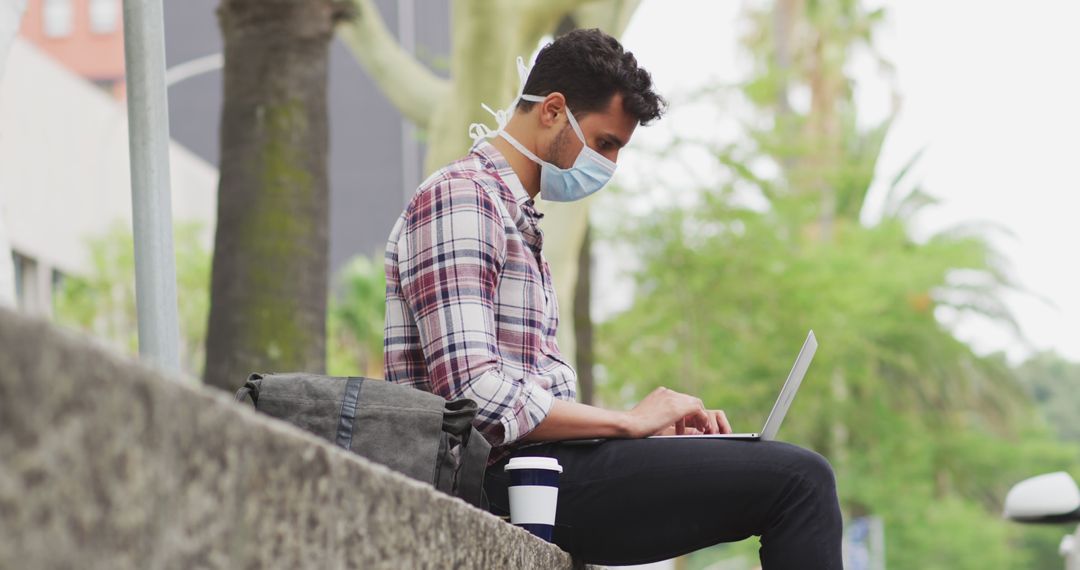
top-left (504, 456), bottom-right (563, 542)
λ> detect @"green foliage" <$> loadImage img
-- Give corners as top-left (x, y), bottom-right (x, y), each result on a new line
top-left (1016, 351), bottom-right (1080, 444)
top-left (53, 221), bottom-right (211, 377)
top-left (327, 253), bottom-right (386, 378)
top-left (50, 223), bottom-right (388, 382)
top-left (592, 0), bottom-right (1080, 567)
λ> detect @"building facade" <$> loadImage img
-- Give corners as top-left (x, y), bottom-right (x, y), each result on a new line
top-left (3, 0), bottom-right (449, 313)
top-left (0, 38), bottom-right (217, 317)
top-left (17, 0), bottom-right (125, 97)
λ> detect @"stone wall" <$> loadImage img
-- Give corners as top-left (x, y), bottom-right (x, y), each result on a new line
top-left (0, 308), bottom-right (597, 569)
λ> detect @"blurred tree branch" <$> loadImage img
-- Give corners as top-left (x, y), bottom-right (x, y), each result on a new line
top-left (338, 0), bottom-right (450, 127)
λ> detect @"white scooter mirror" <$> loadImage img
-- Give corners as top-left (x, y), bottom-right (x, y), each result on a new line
top-left (1004, 471), bottom-right (1080, 523)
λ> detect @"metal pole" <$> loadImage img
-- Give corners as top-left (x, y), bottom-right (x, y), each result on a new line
top-left (121, 0), bottom-right (181, 373)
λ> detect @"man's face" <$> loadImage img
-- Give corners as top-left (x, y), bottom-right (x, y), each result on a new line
top-left (545, 92), bottom-right (638, 169)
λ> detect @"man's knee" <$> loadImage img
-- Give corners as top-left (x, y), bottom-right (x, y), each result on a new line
top-left (801, 447), bottom-right (837, 488)
top-left (760, 443), bottom-right (842, 533)
top-left (778, 443), bottom-right (837, 494)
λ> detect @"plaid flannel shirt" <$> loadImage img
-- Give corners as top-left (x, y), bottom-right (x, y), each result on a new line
top-left (383, 139), bottom-right (578, 467)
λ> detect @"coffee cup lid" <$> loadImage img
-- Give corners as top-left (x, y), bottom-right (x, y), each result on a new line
top-left (504, 456), bottom-right (563, 473)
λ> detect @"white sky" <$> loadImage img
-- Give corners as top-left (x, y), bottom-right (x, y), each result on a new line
top-left (611, 0), bottom-right (1080, 363)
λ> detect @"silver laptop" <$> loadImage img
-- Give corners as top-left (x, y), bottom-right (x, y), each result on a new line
top-left (647, 330), bottom-right (818, 441)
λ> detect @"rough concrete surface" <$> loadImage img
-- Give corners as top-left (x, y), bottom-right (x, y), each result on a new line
top-left (0, 308), bottom-right (601, 569)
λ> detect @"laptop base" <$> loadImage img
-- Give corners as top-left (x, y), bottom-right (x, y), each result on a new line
top-left (647, 433), bottom-right (761, 440)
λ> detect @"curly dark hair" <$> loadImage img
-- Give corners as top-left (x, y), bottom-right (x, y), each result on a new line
top-left (516, 28), bottom-right (666, 126)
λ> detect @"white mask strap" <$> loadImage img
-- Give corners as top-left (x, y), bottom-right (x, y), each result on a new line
top-left (468, 56), bottom-right (533, 143)
top-left (518, 93), bottom-right (587, 145)
top-left (497, 130), bottom-right (546, 167)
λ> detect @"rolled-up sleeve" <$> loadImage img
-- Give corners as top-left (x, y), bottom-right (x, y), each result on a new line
top-left (395, 177), bottom-right (554, 447)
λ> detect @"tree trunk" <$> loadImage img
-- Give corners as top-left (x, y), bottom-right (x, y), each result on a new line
top-left (204, 0), bottom-right (342, 389)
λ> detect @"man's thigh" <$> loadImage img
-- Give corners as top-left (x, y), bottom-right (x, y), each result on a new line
top-left (483, 438), bottom-right (826, 565)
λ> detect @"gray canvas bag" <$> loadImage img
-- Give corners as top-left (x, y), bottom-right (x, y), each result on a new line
top-left (234, 373), bottom-right (491, 510)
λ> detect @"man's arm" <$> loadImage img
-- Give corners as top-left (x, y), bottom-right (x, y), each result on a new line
top-left (393, 177), bottom-right (701, 447)
top-left (519, 398), bottom-right (632, 443)
top-left (396, 177), bottom-right (556, 448)
top-left (522, 386), bottom-right (729, 442)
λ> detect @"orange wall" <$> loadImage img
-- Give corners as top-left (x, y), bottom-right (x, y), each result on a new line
top-left (18, 0), bottom-right (125, 83)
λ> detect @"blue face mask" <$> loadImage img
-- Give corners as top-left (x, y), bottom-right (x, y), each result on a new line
top-left (497, 94), bottom-right (617, 202)
top-left (468, 58), bottom-right (618, 202)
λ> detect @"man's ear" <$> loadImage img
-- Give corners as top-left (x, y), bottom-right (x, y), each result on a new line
top-left (538, 93), bottom-right (567, 129)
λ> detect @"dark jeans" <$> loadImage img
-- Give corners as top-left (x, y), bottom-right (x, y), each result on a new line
top-left (483, 438), bottom-right (844, 568)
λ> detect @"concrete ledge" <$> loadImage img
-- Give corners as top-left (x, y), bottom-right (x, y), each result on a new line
top-left (0, 308), bottom-right (600, 569)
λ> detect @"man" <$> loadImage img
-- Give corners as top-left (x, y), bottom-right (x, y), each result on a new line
top-left (383, 28), bottom-right (843, 569)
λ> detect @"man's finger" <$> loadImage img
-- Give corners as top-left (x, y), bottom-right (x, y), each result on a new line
top-left (675, 418), bottom-right (686, 435)
top-left (692, 400), bottom-right (717, 434)
top-left (704, 407), bottom-right (719, 434)
top-left (715, 410), bottom-right (732, 434)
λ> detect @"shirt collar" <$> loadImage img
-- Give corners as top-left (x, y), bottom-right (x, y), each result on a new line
top-left (469, 139), bottom-right (538, 211)
top-left (469, 138), bottom-right (546, 251)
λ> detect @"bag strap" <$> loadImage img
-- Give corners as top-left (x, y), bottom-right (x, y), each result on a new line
top-left (456, 426), bottom-right (491, 510)
top-left (335, 377), bottom-right (364, 450)
top-left (234, 374), bottom-right (264, 406)
top-left (442, 397), bottom-right (478, 434)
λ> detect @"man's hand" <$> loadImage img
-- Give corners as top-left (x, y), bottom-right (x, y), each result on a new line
top-left (652, 423), bottom-right (694, 436)
top-left (624, 386), bottom-right (733, 438)
top-left (650, 409), bottom-right (733, 436)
